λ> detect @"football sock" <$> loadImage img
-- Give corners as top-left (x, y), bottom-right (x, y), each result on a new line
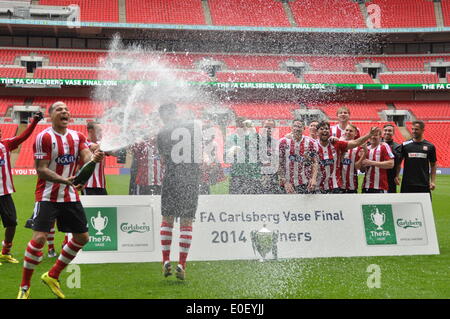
top-left (48, 238), bottom-right (83, 280)
top-left (21, 240), bottom-right (44, 288)
top-left (47, 227), bottom-right (55, 251)
top-left (2, 240), bottom-right (12, 255)
top-left (160, 221), bottom-right (173, 263)
top-left (179, 226), bottom-right (192, 269)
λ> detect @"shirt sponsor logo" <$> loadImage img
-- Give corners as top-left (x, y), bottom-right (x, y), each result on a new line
top-left (289, 154), bottom-right (304, 162)
top-left (342, 158), bottom-right (352, 165)
top-left (320, 158), bottom-right (334, 166)
top-left (55, 154), bottom-right (76, 165)
top-left (408, 152), bottom-right (427, 159)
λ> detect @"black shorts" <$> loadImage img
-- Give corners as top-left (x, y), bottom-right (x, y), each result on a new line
top-left (362, 188), bottom-right (387, 194)
top-left (161, 180), bottom-right (199, 218)
top-left (401, 185), bottom-right (432, 200)
top-left (135, 185), bottom-right (162, 195)
top-left (82, 188), bottom-right (108, 195)
top-left (0, 194), bottom-right (17, 227)
top-left (31, 201), bottom-right (88, 233)
top-left (343, 189), bottom-right (358, 194)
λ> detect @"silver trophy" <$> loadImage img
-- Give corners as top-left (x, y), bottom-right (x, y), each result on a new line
top-left (250, 224), bottom-right (279, 262)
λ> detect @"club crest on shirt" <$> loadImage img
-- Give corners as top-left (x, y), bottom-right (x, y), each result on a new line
top-left (423, 146), bottom-right (428, 151)
top-left (55, 154), bottom-right (76, 165)
top-left (0, 158), bottom-right (5, 166)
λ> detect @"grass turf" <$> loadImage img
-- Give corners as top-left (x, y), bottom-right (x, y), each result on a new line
top-left (0, 175), bottom-right (448, 299)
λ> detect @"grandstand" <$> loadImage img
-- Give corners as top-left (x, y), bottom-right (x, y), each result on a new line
top-left (0, 0), bottom-right (449, 175)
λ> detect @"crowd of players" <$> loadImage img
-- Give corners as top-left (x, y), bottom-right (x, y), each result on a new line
top-left (119, 106), bottom-right (437, 197)
top-left (0, 101), bottom-right (437, 299)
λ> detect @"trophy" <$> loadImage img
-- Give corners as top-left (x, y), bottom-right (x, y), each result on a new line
top-left (370, 208), bottom-right (385, 230)
top-left (250, 224), bottom-right (279, 262)
top-left (91, 211), bottom-right (108, 235)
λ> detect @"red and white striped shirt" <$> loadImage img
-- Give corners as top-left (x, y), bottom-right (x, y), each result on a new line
top-left (0, 142), bottom-right (15, 196)
top-left (34, 127), bottom-right (88, 202)
top-left (362, 142), bottom-right (395, 191)
top-left (331, 124), bottom-right (361, 139)
top-left (317, 140), bottom-right (348, 191)
top-left (85, 140), bottom-right (106, 189)
top-left (134, 141), bottom-right (163, 186)
top-left (279, 136), bottom-right (318, 187)
top-left (341, 146), bottom-right (362, 191)
top-left (0, 119), bottom-right (39, 196)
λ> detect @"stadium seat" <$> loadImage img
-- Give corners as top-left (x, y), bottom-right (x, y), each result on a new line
top-left (230, 103), bottom-right (296, 120)
top-left (216, 72), bottom-right (299, 83)
top-left (126, 0), bottom-right (206, 25)
top-left (405, 122), bottom-right (449, 167)
top-left (0, 67), bottom-right (27, 78)
top-left (394, 101), bottom-right (450, 120)
top-left (365, 0), bottom-right (436, 28)
top-left (379, 73), bottom-right (440, 84)
top-left (0, 124), bottom-right (19, 139)
top-left (303, 73), bottom-right (374, 84)
top-left (0, 97), bottom-right (26, 116)
top-left (39, 0), bottom-right (119, 22)
top-left (308, 102), bottom-right (388, 121)
top-left (443, 0), bottom-right (450, 27)
top-left (290, 0), bottom-right (366, 28)
top-left (208, 0), bottom-right (290, 27)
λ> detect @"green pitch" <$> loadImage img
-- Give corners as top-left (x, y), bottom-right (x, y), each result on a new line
top-left (0, 175), bottom-right (448, 299)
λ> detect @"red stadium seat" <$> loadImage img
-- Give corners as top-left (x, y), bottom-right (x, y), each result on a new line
top-left (126, 0), bottom-right (206, 25)
top-left (405, 122), bottom-right (450, 167)
top-left (0, 124), bottom-right (19, 139)
top-left (0, 97), bottom-right (26, 116)
top-left (0, 67), bottom-right (27, 78)
top-left (394, 101), bottom-right (450, 120)
top-left (308, 102), bottom-right (388, 121)
top-left (39, 0), bottom-right (119, 22)
top-left (290, 0), bottom-right (366, 28)
top-left (216, 72), bottom-right (299, 83)
top-left (303, 73), bottom-right (374, 84)
top-left (365, 0), bottom-right (436, 28)
top-left (230, 103), bottom-right (296, 120)
top-left (443, 0), bottom-right (450, 27)
top-left (379, 73), bottom-right (440, 84)
top-left (208, 0), bottom-right (290, 27)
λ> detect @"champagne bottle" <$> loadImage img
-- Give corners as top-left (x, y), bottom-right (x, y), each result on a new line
top-left (73, 160), bottom-right (97, 186)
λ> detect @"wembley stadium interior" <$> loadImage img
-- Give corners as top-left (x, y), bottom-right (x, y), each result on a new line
top-left (0, 0), bottom-right (449, 174)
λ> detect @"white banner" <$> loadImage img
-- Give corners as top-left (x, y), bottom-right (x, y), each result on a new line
top-left (73, 194), bottom-right (439, 264)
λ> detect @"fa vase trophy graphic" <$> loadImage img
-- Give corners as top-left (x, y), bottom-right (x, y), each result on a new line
top-left (370, 208), bottom-right (385, 230)
top-left (250, 224), bottom-right (279, 262)
top-left (91, 211), bottom-right (108, 235)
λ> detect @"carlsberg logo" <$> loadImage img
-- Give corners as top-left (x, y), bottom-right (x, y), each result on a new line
top-left (396, 218), bottom-right (422, 229)
top-left (120, 222), bottom-right (151, 234)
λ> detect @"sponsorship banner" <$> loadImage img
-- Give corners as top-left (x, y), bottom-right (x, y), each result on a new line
top-left (2, 77), bottom-right (450, 90)
top-left (74, 193), bottom-right (438, 264)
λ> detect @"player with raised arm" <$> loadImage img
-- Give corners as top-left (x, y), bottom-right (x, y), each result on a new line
top-left (17, 102), bottom-right (104, 299)
top-left (316, 121), bottom-right (378, 193)
top-left (0, 112), bottom-right (43, 266)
